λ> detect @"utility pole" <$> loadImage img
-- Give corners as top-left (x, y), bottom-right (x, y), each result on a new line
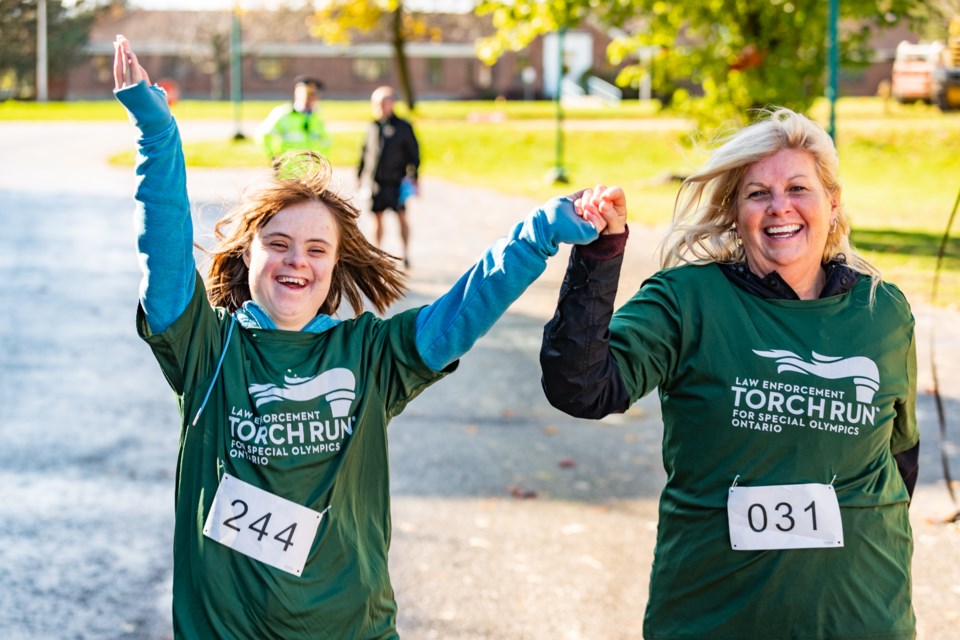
top-left (551, 26), bottom-right (569, 185)
top-left (37, 0), bottom-right (48, 102)
top-left (231, 0), bottom-right (245, 140)
top-left (826, 0), bottom-right (838, 141)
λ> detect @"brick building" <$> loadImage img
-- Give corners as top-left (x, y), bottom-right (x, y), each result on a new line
top-left (64, 6), bottom-right (920, 102)
top-left (67, 6), bottom-right (620, 101)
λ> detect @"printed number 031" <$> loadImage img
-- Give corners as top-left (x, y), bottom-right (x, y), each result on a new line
top-left (747, 500), bottom-right (817, 533)
top-left (728, 483), bottom-right (842, 551)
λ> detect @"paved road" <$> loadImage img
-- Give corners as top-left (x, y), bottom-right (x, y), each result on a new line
top-left (1, 120), bottom-right (958, 639)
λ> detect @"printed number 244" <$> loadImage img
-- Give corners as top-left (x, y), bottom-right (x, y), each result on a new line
top-left (223, 499), bottom-right (297, 552)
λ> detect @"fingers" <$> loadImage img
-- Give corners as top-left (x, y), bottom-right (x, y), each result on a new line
top-left (573, 184), bottom-right (627, 236)
top-left (113, 34), bottom-right (145, 89)
top-left (597, 186), bottom-right (627, 235)
top-left (571, 187), bottom-right (607, 233)
top-left (582, 210), bottom-right (607, 232)
top-left (126, 47), bottom-right (144, 85)
top-left (567, 188), bottom-right (588, 205)
top-left (574, 184), bottom-right (606, 220)
top-left (113, 36), bottom-right (126, 89)
top-left (572, 187), bottom-right (592, 218)
top-left (597, 186), bottom-right (627, 217)
top-left (572, 189), bottom-right (592, 224)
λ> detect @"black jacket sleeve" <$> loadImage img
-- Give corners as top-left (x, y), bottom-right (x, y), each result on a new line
top-left (401, 120), bottom-right (420, 180)
top-left (540, 244), bottom-right (631, 419)
top-left (894, 442), bottom-right (919, 500)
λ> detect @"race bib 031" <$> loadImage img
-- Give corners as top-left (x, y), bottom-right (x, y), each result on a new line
top-left (727, 482), bottom-right (844, 551)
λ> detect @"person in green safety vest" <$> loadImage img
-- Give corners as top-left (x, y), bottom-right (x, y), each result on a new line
top-left (256, 75), bottom-right (332, 161)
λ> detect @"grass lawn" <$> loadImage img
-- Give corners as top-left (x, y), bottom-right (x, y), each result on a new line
top-left (5, 95), bottom-right (958, 306)
top-left (0, 95), bottom-right (663, 122)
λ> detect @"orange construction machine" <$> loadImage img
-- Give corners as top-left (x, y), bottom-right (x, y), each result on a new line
top-left (932, 15), bottom-right (960, 110)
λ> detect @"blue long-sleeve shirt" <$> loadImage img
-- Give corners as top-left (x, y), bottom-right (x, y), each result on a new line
top-left (116, 81), bottom-right (597, 371)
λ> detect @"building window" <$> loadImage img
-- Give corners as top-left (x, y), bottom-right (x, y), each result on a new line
top-left (427, 58), bottom-right (442, 86)
top-left (353, 58), bottom-right (389, 82)
top-left (94, 55), bottom-right (112, 84)
top-left (255, 57), bottom-right (288, 81)
top-left (476, 62), bottom-right (492, 89)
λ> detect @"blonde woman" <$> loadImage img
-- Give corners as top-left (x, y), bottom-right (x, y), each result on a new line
top-left (114, 36), bottom-right (606, 639)
top-left (541, 109), bottom-right (918, 639)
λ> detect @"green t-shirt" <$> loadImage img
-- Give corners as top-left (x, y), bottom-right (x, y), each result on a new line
top-left (139, 275), bottom-right (449, 639)
top-left (609, 264), bottom-right (917, 640)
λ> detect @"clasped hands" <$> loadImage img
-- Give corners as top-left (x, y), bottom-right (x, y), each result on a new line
top-left (572, 185), bottom-right (627, 235)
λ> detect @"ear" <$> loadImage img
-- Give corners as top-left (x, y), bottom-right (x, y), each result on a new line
top-left (830, 186), bottom-right (841, 212)
top-left (242, 247), bottom-right (251, 268)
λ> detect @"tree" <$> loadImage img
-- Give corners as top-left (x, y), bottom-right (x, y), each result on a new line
top-left (475, 0), bottom-right (588, 66)
top-left (175, 14), bottom-right (231, 101)
top-left (0, 0), bottom-right (105, 99)
top-left (908, 0), bottom-right (960, 39)
top-left (477, 0), bottom-right (928, 130)
top-left (310, 0), bottom-right (437, 110)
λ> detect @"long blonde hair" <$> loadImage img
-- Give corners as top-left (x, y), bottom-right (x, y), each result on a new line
top-left (205, 151), bottom-right (405, 316)
top-left (658, 107), bottom-right (880, 288)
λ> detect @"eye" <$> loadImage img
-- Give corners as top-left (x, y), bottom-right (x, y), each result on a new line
top-left (745, 189), bottom-right (768, 200)
top-left (269, 241), bottom-right (288, 250)
top-left (788, 185), bottom-right (808, 193)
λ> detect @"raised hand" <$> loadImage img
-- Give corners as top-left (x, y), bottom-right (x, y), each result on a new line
top-left (113, 35), bottom-right (150, 90)
top-left (574, 184), bottom-right (627, 235)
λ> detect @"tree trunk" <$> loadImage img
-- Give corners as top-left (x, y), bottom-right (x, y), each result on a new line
top-left (391, 5), bottom-right (416, 111)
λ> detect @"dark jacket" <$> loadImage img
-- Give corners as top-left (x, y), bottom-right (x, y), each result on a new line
top-left (358, 114), bottom-right (419, 186)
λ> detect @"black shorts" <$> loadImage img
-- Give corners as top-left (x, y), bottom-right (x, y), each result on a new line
top-left (371, 183), bottom-right (403, 214)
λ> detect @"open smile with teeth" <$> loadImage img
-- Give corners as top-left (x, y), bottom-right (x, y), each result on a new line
top-left (277, 276), bottom-right (308, 288)
top-left (765, 224), bottom-right (802, 238)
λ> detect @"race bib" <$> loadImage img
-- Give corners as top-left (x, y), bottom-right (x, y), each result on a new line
top-left (203, 473), bottom-right (325, 576)
top-left (727, 483), bottom-right (843, 551)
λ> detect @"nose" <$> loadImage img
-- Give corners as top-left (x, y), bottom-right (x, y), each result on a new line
top-left (767, 189), bottom-right (791, 214)
top-left (284, 246), bottom-right (308, 267)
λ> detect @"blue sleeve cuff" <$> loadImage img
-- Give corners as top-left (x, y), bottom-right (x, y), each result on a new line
top-left (114, 81), bottom-right (172, 138)
top-left (517, 196), bottom-right (600, 258)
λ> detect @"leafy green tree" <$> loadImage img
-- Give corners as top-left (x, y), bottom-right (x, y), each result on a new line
top-left (0, 0), bottom-right (105, 99)
top-left (311, 0), bottom-right (436, 110)
top-left (605, 0), bottom-right (927, 129)
top-left (477, 0), bottom-right (927, 130)
top-left (475, 0), bottom-right (587, 65)
top-left (907, 0), bottom-right (960, 39)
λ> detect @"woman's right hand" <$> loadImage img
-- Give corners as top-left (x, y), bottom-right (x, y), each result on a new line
top-left (113, 35), bottom-right (150, 90)
top-left (574, 185), bottom-right (628, 235)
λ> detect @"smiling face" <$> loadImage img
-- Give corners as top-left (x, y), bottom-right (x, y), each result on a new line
top-left (737, 148), bottom-right (838, 299)
top-left (243, 201), bottom-right (339, 330)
